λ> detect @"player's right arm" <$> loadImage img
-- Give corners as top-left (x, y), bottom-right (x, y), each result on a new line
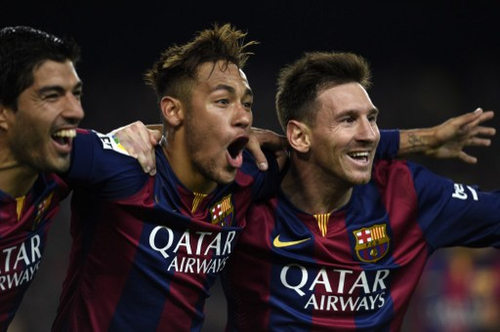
top-left (63, 129), bottom-right (150, 199)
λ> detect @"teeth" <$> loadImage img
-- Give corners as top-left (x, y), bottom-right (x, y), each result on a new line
top-left (349, 151), bottom-right (369, 158)
top-left (53, 129), bottom-right (76, 138)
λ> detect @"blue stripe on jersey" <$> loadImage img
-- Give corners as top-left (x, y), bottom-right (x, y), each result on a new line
top-left (376, 130), bottom-right (400, 160)
top-left (407, 161), bottom-right (500, 249)
top-left (268, 195), bottom-right (316, 330)
top-left (109, 222), bottom-right (171, 330)
top-left (344, 184), bottom-right (396, 331)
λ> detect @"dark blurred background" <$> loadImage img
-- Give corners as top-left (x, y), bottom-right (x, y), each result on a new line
top-left (2, 1), bottom-right (499, 331)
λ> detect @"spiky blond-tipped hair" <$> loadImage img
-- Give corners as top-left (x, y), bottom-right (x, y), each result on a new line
top-left (145, 23), bottom-right (257, 104)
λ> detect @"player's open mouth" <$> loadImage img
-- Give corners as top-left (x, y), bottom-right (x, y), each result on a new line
top-left (51, 128), bottom-right (77, 152)
top-left (347, 151), bottom-right (371, 164)
top-left (226, 136), bottom-right (249, 168)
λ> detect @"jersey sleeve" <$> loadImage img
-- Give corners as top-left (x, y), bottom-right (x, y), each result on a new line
top-left (63, 129), bottom-right (149, 199)
top-left (237, 149), bottom-right (280, 200)
top-left (375, 129), bottom-right (400, 160)
top-left (409, 161), bottom-right (500, 250)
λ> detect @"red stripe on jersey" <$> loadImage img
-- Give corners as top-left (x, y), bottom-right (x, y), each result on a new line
top-left (373, 160), bottom-right (429, 332)
top-left (54, 178), bottom-right (154, 330)
top-left (305, 210), bottom-right (358, 329)
top-left (156, 231), bottom-right (215, 330)
top-left (225, 198), bottom-right (279, 330)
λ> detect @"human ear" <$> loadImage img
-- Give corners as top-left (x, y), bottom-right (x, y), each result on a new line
top-left (160, 96), bottom-right (183, 127)
top-left (0, 105), bottom-right (12, 131)
top-left (286, 120), bottom-right (311, 153)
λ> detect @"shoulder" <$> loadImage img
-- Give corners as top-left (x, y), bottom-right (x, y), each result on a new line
top-left (372, 159), bottom-right (413, 185)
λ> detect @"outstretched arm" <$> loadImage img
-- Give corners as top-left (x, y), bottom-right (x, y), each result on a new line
top-left (398, 108), bottom-right (495, 163)
top-left (111, 108), bottom-right (495, 177)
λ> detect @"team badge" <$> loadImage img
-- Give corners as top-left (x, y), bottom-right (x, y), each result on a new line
top-left (95, 131), bottom-right (130, 156)
top-left (33, 192), bottom-right (54, 229)
top-left (210, 195), bottom-right (234, 227)
top-left (353, 224), bottom-right (390, 263)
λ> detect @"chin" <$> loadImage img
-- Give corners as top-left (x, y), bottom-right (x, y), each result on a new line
top-left (216, 170), bottom-right (237, 185)
top-left (349, 173), bottom-right (372, 185)
top-left (46, 156), bottom-right (71, 173)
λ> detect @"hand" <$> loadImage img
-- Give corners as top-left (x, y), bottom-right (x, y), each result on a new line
top-left (111, 121), bottom-right (162, 175)
top-left (246, 127), bottom-right (288, 171)
top-left (426, 108), bottom-right (495, 163)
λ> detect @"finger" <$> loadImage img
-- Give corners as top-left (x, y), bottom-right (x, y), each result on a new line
top-left (137, 122), bottom-right (153, 147)
top-left (477, 110), bottom-right (494, 124)
top-left (466, 137), bottom-right (492, 147)
top-left (468, 126), bottom-right (496, 138)
top-left (138, 142), bottom-right (157, 175)
top-left (252, 127), bottom-right (287, 150)
top-left (246, 135), bottom-right (268, 170)
top-left (148, 129), bottom-right (162, 145)
top-left (459, 151), bottom-right (477, 164)
top-left (459, 108), bottom-right (484, 132)
top-left (149, 148), bottom-right (157, 176)
top-left (136, 152), bottom-right (153, 175)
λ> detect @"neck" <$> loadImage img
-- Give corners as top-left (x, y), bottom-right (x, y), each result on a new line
top-left (0, 145), bottom-right (38, 198)
top-left (161, 131), bottom-right (217, 194)
top-left (281, 154), bottom-right (352, 214)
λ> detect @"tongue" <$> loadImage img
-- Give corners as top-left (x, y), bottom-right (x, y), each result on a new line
top-left (227, 151), bottom-right (243, 168)
top-left (53, 137), bottom-right (65, 144)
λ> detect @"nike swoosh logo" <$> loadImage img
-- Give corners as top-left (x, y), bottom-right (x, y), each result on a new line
top-left (273, 234), bottom-right (311, 248)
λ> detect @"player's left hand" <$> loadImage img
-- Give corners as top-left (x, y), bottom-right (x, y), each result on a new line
top-left (246, 127), bottom-right (288, 171)
top-left (111, 121), bottom-right (162, 175)
top-left (426, 108), bottom-right (495, 163)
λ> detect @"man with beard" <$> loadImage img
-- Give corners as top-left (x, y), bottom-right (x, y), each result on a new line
top-left (222, 51), bottom-right (499, 331)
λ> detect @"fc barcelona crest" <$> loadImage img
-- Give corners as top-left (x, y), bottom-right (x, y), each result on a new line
top-left (33, 192), bottom-right (54, 230)
top-left (210, 195), bottom-right (234, 227)
top-left (353, 224), bottom-right (390, 263)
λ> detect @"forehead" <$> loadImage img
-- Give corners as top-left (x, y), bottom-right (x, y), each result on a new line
top-left (195, 61), bottom-right (251, 91)
top-left (31, 59), bottom-right (80, 89)
top-left (316, 82), bottom-right (374, 114)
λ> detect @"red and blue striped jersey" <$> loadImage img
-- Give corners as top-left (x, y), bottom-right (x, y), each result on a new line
top-left (0, 173), bottom-right (69, 331)
top-left (223, 159), bottom-right (500, 331)
top-left (52, 129), bottom-right (279, 331)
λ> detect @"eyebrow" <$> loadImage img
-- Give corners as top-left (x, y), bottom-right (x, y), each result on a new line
top-left (213, 84), bottom-right (254, 98)
top-left (338, 107), bottom-right (378, 115)
top-left (37, 81), bottom-right (83, 95)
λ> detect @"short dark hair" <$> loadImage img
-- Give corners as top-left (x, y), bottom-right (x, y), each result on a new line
top-left (144, 23), bottom-right (257, 105)
top-left (0, 26), bottom-right (80, 110)
top-left (275, 51), bottom-right (371, 131)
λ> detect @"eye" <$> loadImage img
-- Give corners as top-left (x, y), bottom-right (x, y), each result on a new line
top-left (368, 114), bottom-right (377, 122)
top-left (341, 116), bottom-right (355, 123)
top-left (242, 101), bottom-right (253, 109)
top-left (216, 99), bottom-right (230, 106)
top-left (73, 89), bottom-right (83, 101)
top-left (42, 93), bottom-right (61, 101)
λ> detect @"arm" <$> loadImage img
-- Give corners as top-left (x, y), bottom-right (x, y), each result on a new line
top-left (112, 108), bottom-right (495, 176)
top-left (245, 127), bottom-right (288, 171)
top-left (113, 122), bottom-right (287, 174)
top-left (249, 108), bottom-right (496, 171)
top-left (398, 108), bottom-right (495, 163)
top-left (66, 129), bottom-right (150, 198)
top-left (408, 161), bottom-right (500, 249)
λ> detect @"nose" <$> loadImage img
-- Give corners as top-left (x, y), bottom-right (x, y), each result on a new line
top-left (357, 117), bottom-right (378, 142)
top-left (62, 94), bottom-right (84, 125)
top-left (233, 102), bottom-right (252, 129)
